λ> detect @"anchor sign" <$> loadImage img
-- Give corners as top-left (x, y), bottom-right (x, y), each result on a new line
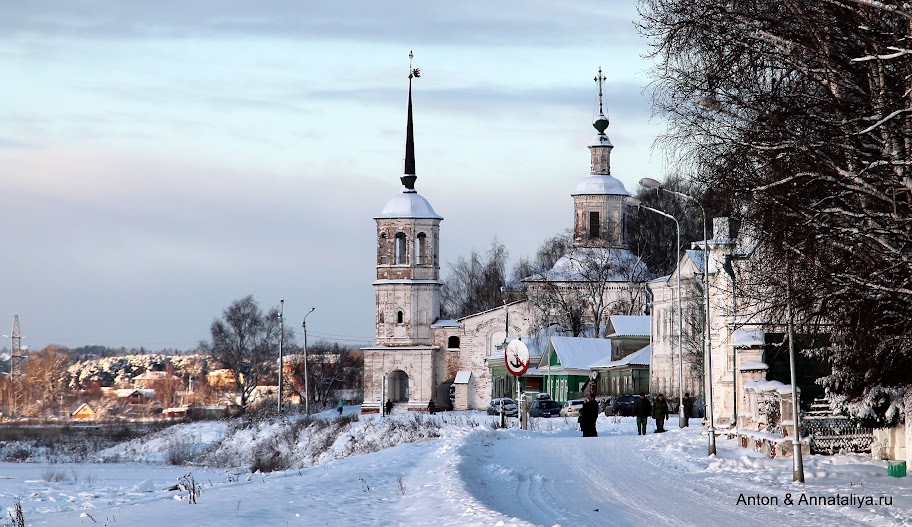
top-left (505, 340), bottom-right (530, 376)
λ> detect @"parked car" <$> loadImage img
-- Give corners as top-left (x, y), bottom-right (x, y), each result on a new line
top-left (528, 399), bottom-right (562, 418)
top-left (560, 399), bottom-right (586, 418)
top-left (610, 394), bottom-right (638, 416)
top-left (486, 397), bottom-right (518, 417)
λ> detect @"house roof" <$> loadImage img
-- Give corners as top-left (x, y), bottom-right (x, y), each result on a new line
top-left (738, 360), bottom-right (768, 371)
top-left (72, 402), bottom-right (95, 416)
top-left (116, 388), bottom-right (155, 398)
top-left (733, 328), bottom-right (766, 347)
top-left (607, 315), bottom-right (650, 337)
top-left (590, 344), bottom-right (651, 368)
top-left (547, 336), bottom-right (612, 370)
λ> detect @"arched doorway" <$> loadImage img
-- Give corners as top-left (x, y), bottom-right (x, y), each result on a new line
top-left (388, 370), bottom-right (409, 402)
top-left (436, 378), bottom-right (455, 411)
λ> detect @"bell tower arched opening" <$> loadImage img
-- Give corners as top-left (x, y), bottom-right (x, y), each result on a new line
top-left (388, 369), bottom-right (410, 402)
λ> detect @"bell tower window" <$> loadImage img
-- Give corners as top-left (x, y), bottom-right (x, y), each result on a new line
top-left (397, 310), bottom-right (404, 324)
top-left (379, 233), bottom-right (388, 264)
top-left (589, 211), bottom-right (600, 239)
top-left (416, 232), bottom-right (427, 264)
top-left (395, 232), bottom-right (407, 264)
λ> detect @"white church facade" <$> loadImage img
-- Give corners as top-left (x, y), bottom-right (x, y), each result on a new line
top-left (362, 66), bottom-right (648, 413)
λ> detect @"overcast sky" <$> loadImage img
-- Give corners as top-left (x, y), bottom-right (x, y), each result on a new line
top-left (0, 0), bottom-right (670, 351)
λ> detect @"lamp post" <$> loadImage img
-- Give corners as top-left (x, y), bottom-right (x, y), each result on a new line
top-left (624, 196), bottom-right (685, 428)
top-left (278, 299), bottom-right (285, 413)
top-left (639, 177), bottom-right (716, 455)
top-left (302, 307), bottom-right (315, 414)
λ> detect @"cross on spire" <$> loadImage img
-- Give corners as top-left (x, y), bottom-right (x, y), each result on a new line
top-left (594, 67), bottom-right (607, 115)
top-left (402, 50), bottom-right (419, 190)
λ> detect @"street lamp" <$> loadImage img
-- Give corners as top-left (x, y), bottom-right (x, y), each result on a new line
top-left (624, 196), bottom-right (685, 428)
top-left (639, 177), bottom-right (717, 455)
top-left (302, 307), bottom-right (315, 414)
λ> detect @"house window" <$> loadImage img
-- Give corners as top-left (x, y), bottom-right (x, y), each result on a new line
top-left (447, 336), bottom-right (460, 349)
top-left (416, 232), bottom-right (427, 264)
top-left (589, 211), bottom-right (600, 239)
top-left (395, 233), bottom-right (407, 264)
top-left (397, 311), bottom-right (404, 324)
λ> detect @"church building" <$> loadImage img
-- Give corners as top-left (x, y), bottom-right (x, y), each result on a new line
top-left (362, 64), bottom-right (648, 413)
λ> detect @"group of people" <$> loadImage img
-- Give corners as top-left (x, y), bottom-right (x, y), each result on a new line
top-left (633, 392), bottom-right (695, 435)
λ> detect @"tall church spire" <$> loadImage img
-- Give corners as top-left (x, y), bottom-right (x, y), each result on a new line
top-left (401, 50), bottom-right (420, 192)
top-left (590, 66), bottom-right (613, 176)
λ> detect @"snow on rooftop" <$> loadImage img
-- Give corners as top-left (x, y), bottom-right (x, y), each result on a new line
top-left (733, 328), bottom-right (766, 347)
top-left (572, 174), bottom-right (630, 196)
top-left (547, 336), bottom-right (612, 369)
top-left (431, 319), bottom-right (461, 328)
top-left (590, 344), bottom-right (650, 368)
top-left (738, 360), bottom-right (768, 371)
top-left (454, 370), bottom-right (472, 384)
top-left (376, 190), bottom-right (443, 219)
top-left (608, 315), bottom-right (650, 337)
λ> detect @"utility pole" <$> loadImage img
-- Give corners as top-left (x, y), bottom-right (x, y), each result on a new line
top-left (302, 308), bottom-right (315, 414)
top-left (278, 299), bottom-right (284, 413)
top-left (3, 316), bottom-right (25, 419)
top-left (786, 258), bottom-right (805, 482)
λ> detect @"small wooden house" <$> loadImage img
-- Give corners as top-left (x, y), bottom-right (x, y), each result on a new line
top-left (72, 403), bottom-right (96, 420)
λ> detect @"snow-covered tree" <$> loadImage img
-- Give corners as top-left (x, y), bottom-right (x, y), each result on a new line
top-left (641, 0), bottom-right (912, 424)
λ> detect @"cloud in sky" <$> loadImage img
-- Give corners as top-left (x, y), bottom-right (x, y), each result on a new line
top-left (2, 1), bottom-right (639, 47)
top-left (0, 1), bottom-right (669, 350)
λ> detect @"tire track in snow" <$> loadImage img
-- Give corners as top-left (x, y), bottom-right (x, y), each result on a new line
top-left (456, 430), bottom-right (864, 527)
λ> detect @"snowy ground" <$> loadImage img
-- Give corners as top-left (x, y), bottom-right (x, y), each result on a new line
top-left (0, 409), bottom-right (909, 526)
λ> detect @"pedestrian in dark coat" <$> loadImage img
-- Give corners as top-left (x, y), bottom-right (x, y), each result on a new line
top-left (384, 398), bottom-right (393, 416)
top-left (633, 394), bottom-right (652, 435)
top-left (653, 393), bottom-right (669, 433)
top-left (579, 396), bottom-right (599, 437)
top-left (682, 393), bottom-right (694, 426)
top-left (427, 399), bottom-right (436, 415)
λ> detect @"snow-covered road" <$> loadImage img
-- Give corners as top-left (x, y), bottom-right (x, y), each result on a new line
top-left (4, 414), bottom-right (910, 526)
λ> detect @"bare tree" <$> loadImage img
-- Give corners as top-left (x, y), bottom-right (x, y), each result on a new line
top-left (625, 173), bottom-right (707, 276)
top-left (285, 341), bottom-right (363, 408)
top-left (22, 345), bottom-right (71, 417)
top-left (201, 296), bottom-right (280, 410)
top-left (524, 246), bottom-right (651, 338)
top-left (441, 239), bottom-right (508, 319)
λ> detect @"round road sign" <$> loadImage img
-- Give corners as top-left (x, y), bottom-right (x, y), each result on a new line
top-left (505, 340), bottom-right (530, 376)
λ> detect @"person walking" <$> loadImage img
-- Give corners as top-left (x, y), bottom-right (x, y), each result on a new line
top-left (384, 398), bottom-right (393, 416)
top-left (427, 399), bottom-right (436, 415)
top-left (337, 399), bottom-right (344, 415)
top-left (634, 393), bottom-right (652, 436)
top-left (579, 396), bottom-right (599, 437)
top-left (682, 393), bottom-right (694, 427)
top-left (653, 393), bottom-right (669, 433)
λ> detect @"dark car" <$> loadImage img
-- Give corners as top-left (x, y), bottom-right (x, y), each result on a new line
top-left (610, 395), bottom-right (638, 416)
top-left (486, 397), bottom-right (519, 417)
top-left (528, 399), bottom-right (562, 418)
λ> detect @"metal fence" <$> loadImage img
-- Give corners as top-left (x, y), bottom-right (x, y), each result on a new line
top-left (803, 414), bottom-right (874, 454)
